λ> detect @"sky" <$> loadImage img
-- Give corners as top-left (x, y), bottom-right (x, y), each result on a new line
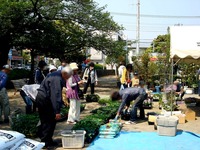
top-left (94, 0), bottom-right (200, 46)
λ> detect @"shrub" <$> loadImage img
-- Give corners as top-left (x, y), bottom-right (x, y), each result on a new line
top-left (94, 64), bottom-right (104, 70)
top-left (98, 98), bottom-right (112, 105)
top-left (8, 69), bottom-right (31, 80)
top-left (11, 113), bottom-right (39, 138)
top-left (85, 94), bottom-right (100, 102)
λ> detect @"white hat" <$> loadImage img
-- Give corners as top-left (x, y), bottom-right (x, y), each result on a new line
top-left (69, 63), bottom-right (78, 70)
top-left (3, 64), bottom-right (11, 70)
top-left (49, 65), bottom-right (57, 72)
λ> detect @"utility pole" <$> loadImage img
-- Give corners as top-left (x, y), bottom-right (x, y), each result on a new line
top-left (136, 0), bottom-right (140, 55)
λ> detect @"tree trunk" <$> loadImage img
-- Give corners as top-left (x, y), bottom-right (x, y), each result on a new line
top-left (30, 49), bottom-right (35, 72)
top-left (0, 39), bottom-right (10, 69)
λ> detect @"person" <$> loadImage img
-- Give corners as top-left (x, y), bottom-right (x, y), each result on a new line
top-left (81, 61), bottom-right (87, 73)
top-left (66, 63), bottom-right (83, 124)
top-left (117, 62), bottom-right (125, 89)
top-left (57, 60), bottom-right (67, 71)
top-left (48, 65), bottom-right (57, 75)
top-left (20, 84), bottom-right (40, 114)
top-left (120, 64), bottom-right (133, 89)
top-left (82, 62), bottom-right (98, 94)
top-left (174, 80), bottom-right (185, 100)
top-left (111, 81), bottom-right (147, 124)
top-left (131, 72), bottom-right (140, 87)
top-left (35, 66), bottom-right (72, 148)
top-left (34, 60), bottom-right (47, 84)
top-left (0, 65), bottom-right (11, 124)
top-left (198, 69), bottom-right (200, 96)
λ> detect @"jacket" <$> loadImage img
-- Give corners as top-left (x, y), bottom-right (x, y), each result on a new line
top-left (0, 71), bottom-right (8, 90)
top-left (82, 67), bottom-right (98, 84)
top-left (36, 70), bottom-right (65, 114)
top-left (117, 87), bottom-right (146, 114)
top-left (66, 74), bottom-right (80, 100)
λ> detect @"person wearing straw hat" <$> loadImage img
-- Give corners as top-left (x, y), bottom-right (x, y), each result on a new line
top-left (0, 65), bottom-right (11, 124)
top-left (67, 63), bottom-right (83, 124)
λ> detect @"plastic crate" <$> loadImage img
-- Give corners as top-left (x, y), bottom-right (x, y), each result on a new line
top-left (156, 116), bottom-right (178, 136)
top-left (61, 130), bottom-right (86, 149)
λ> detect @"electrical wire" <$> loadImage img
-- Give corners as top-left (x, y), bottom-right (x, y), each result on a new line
top-left (110, 12), bottom-right (200, 19)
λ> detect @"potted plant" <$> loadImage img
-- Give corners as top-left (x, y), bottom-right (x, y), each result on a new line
top-left (85, 94), bottom-right (100, 102)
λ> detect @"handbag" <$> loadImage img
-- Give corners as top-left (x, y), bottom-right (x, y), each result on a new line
top-left (78, 87), bottom-right (84, 99)
top-left (73, 76), bottom-right (84, 99)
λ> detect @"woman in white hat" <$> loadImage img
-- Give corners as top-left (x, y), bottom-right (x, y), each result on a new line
top-left (66, 63), bottom-right (83, 124)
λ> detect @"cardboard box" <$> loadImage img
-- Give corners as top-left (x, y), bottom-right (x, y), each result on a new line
top-left (185, 109), bottom-right (196, 121)
top-left (175, 114), bottom-right (186, 124)
top-left (177, 103), bottom-right (187, 113)
top-left (148, 115), bottom-right (157, 125)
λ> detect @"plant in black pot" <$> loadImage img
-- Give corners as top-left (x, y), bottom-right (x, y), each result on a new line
top-left (85, 94), bottom-right (100, 102)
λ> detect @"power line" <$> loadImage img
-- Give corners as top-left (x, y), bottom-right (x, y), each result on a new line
top-left (126, 29), bottom-right (167, 32)
top-left (110, 12), bottom-right (200, 19)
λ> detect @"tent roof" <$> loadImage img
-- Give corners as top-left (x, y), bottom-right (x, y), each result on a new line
top-left (170, 26), bottom-right (200, 64)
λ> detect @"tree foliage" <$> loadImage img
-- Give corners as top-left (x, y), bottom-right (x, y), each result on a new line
top-left (0, 0), bottom-right (122, 67)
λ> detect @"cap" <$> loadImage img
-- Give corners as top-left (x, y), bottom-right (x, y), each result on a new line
top-left (49, 65), bottom-right (57, 72)
top-left (69, 63), bottom-right (79, 70)
top-left (3, 64), bottom-right (12, 70)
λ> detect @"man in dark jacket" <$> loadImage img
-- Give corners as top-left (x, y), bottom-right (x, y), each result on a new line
top-left (111, 82), bottom-right (147, 124)
top-left (36, 66), bottom-right (72, 147)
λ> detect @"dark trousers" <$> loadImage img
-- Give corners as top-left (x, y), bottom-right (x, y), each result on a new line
top-left (36, 94), bottom-right (56, 145)
top-left (83, 80), bottom-right (95, 94)
top-left (130, 95), bottom-right (145, 122)
top-left (20, 90), bottom-right (32, 114)
top-left (198, 81), bottom-right (200, 96)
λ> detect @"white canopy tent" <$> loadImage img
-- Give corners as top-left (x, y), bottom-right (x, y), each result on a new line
top-left (170, 26), bottom-right (200, 64)
top-left (169, 26), bottom-right (200, 114)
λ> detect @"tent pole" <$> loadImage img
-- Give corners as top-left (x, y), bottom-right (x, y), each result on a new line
top-left (171, 58), bottom-right (174, 116)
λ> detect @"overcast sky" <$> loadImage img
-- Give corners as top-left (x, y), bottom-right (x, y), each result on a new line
top-left (95, 0), bottom-right (200, 45)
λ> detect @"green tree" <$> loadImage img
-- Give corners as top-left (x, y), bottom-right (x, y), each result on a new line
top-left (146, 34), bottom-right (171, 83)
top-left (0, 0), bottom-right (122, 68)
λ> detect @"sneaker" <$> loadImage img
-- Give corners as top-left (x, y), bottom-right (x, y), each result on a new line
top-left (125, 121), bottom-right (136, 125)
top-left (67, 121), bottom-right (76, 125)
top-left (43, 140), bottom-right (58, 149)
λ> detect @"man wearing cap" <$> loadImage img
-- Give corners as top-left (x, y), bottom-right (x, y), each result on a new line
top-left (48, 65), bottom-right (57, 75)
top-left (36, 66), bottom-right (72, 148)
top-left (0, 65), bottom-right (11, 123)
top-left (111, 81), bottom-right (147, 124)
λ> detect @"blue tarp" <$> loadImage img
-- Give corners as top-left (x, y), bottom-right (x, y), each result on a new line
top-left (87, 131), bottom-right (200, 150)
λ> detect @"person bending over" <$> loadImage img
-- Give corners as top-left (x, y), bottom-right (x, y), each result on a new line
top-left (111, 82), bottom-right (147, 124)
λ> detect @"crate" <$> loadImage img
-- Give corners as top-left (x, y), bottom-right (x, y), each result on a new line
top-left (156, 116), bottom-right (178, 136)
top-left (61, 130), bottom-right (86, 149)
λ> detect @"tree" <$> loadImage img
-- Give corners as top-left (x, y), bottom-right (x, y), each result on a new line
top-left (0, 0), bottom-right (122, 68)
top-left (146, 34), bottom-right (171, 83)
